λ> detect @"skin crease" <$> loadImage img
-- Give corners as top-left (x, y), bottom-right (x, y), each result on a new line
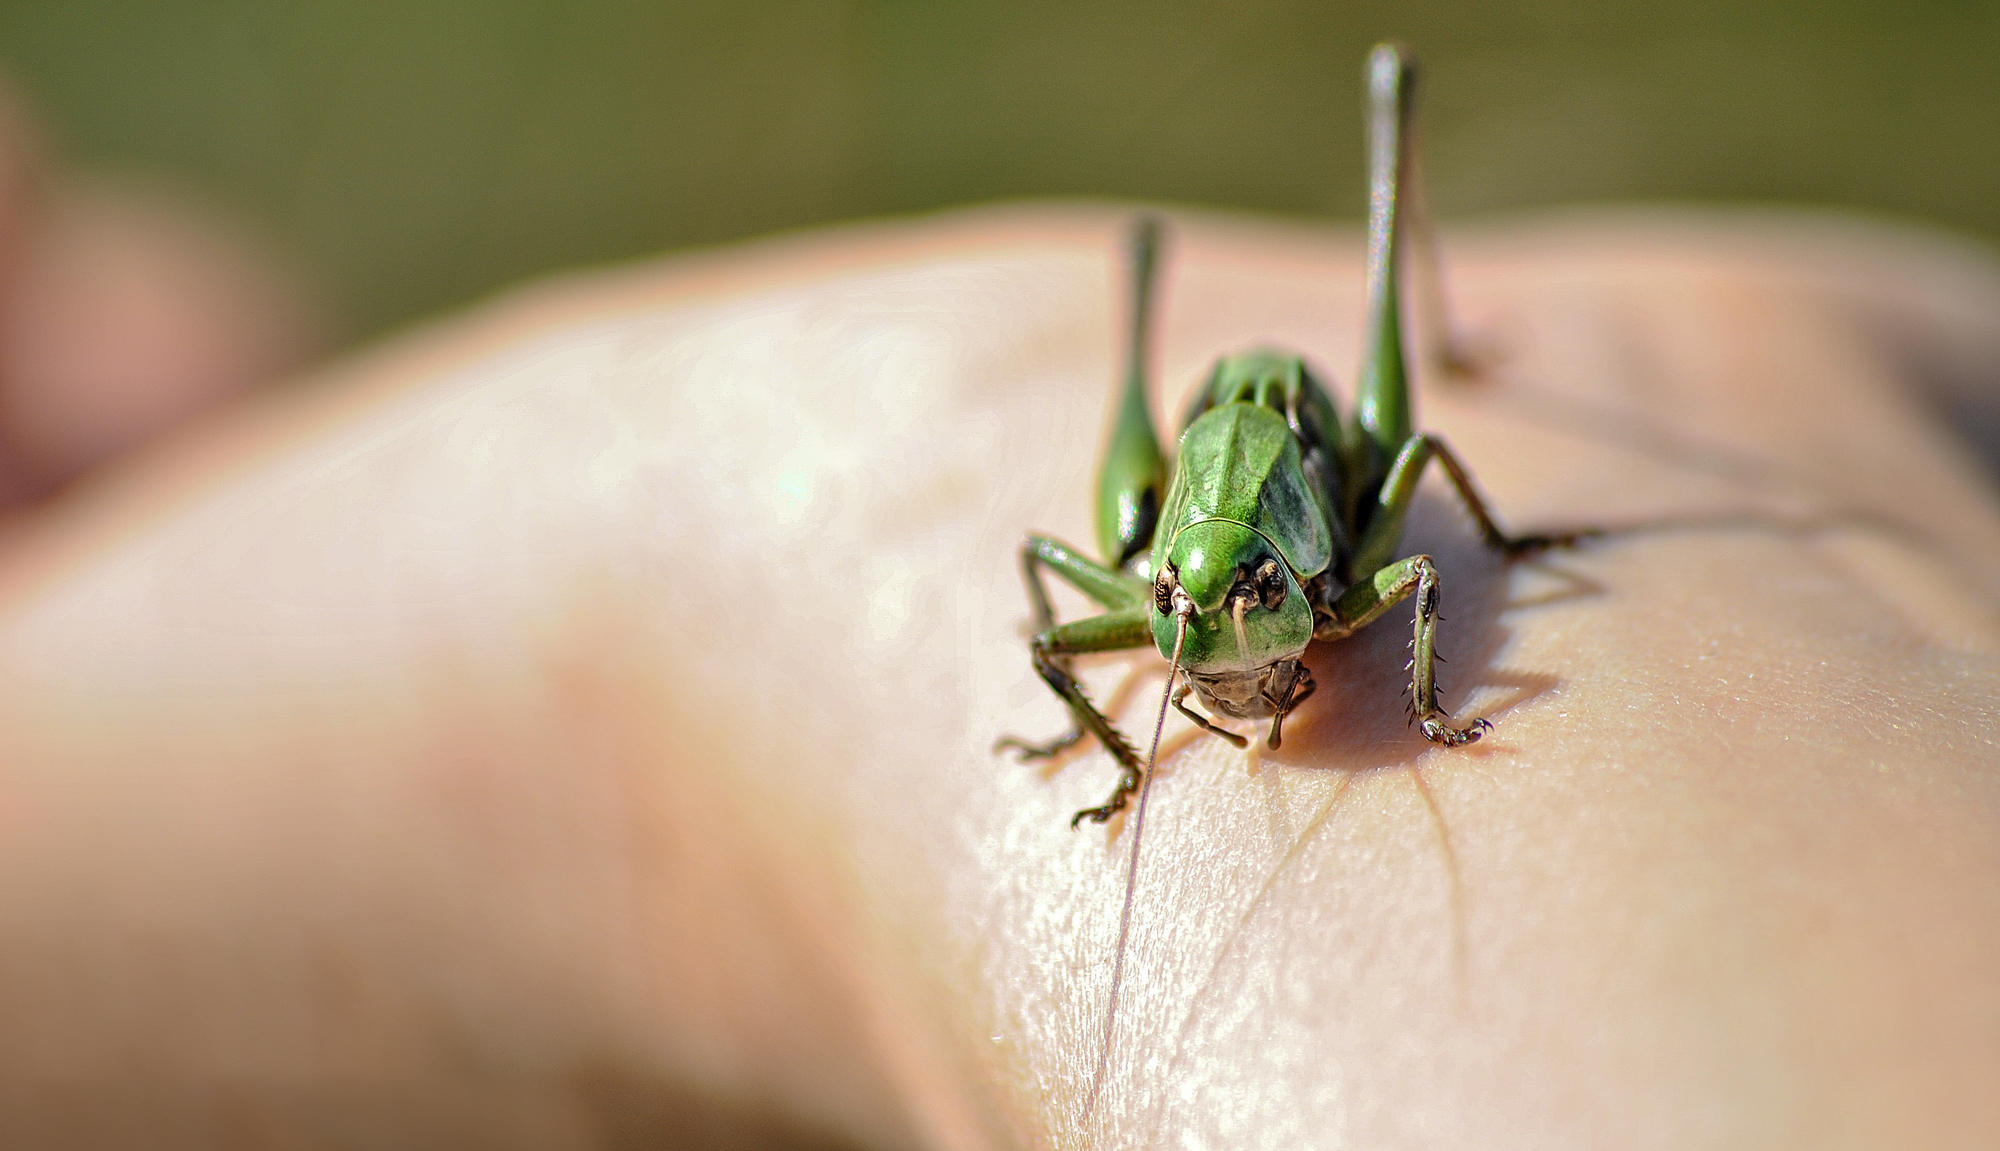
top-left (0, 203), bottom-right (1993, 1150)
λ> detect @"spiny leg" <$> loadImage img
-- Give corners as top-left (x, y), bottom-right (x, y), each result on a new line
top-left (1326, 554), bottom-right (1487, 746)
top-left (996, 535), bottom-right (1151, 759)
top-left (1171, 683), bottom-right (1247, 749)
top-left (994, 539), bottom-right (1085, 759)
top-left (995, 605), bottom-right (1156, 827)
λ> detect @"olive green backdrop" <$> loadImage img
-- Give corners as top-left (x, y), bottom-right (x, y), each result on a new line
top-left (3, 0), bottom-right (1993, 341)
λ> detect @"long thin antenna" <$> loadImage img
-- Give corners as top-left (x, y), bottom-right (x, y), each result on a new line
top-left (1084, 592), bottom-right (1192, 1122)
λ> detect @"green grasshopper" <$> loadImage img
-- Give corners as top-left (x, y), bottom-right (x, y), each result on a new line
top-left (998, 44), bottom-right (1587, 831)
top-left (1000, 42), bottom-right (1591, 1117)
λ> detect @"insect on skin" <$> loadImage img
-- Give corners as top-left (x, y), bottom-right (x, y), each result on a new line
top-left (994, 44), bottom-right (1595, 1115)
top-left (996, 43), bottom-right (1590, 828)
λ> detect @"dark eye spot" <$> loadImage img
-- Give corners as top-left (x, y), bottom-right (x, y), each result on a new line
top-left (1154, 568), bottom-right (1176, 615)
top-left (1257, 558), bottom-right (1287, 612)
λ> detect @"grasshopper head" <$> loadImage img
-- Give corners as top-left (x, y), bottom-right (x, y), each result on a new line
top-left (1149, 520), bottom-right (1313, 680)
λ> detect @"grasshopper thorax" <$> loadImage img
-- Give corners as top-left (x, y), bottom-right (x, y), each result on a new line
top-left (1150, 519), bottom-right (1314, 718)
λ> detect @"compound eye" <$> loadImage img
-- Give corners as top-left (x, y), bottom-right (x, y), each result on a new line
top-left (1154, 567), bottom-right (1177, 615)
top-left (1256, 557), bottom-right (1287, 612)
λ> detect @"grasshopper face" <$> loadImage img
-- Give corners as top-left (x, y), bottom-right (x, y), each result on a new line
top-left (1150, 519), bottom-right (1314, 719)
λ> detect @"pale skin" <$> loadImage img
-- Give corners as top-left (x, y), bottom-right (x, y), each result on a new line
top-left (0, 205), bottom-right (1994, 1149)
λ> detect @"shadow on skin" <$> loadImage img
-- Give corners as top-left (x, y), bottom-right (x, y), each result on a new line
top-left (1273, 486), bottom-right (1592, 779)
top-left (576, 1075), bottom-right (872, 1151)
top-left (1124, 480), bottom-right (1575, 1124)
top-left (1468, 369), bottom-right (1986, 571)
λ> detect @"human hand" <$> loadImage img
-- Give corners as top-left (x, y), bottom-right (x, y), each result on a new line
top-left (0, 205), bottom-right (1993, 1149)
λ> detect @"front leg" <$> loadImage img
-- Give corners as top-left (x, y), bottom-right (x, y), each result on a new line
top-left (1324, 554), bottom-right (1488, 746)
top-left (995, 605), bottom-right (1157, 827)
top-left (994, 535), bottom-right (1153, 759)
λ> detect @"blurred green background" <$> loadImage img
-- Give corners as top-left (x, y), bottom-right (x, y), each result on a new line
top-left (3, 0), bottom-right (1994, 344)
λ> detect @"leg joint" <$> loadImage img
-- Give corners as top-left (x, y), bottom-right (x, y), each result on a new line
top-left (1414, 558), bottom-right (1441, 621)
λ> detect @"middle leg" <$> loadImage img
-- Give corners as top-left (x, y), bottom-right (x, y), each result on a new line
top-left (1325, 554), bottom-right (1487, 746)
top-left (1348, 433), bottom-right (1595, 577)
